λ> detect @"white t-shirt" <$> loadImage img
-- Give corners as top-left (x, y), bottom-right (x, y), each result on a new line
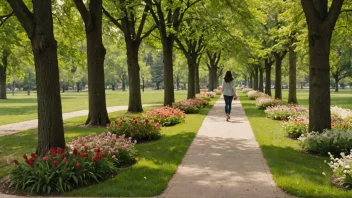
top-left (222, 79), bottom-right (236, 96)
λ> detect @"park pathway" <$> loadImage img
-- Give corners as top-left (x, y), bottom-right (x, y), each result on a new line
top-left (0, 104), bottom-right (160, 136)
top-left (160, 98), bottom-right (292, 198)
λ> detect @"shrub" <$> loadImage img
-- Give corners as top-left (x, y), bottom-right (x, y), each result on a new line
top-left (326, 151), bottom-right (352, 188)
top-left (242, 88), bottom-right (253, 94)
top-left (69, 132), bottom-right (137, 167)
top-left (214, 89), bottom-right (222, 95)
top-left (247, 91), bottom-right (266, 100)
top-left (264, 105), bottom-right (308, 120)
top-left (299, 129), bottom-right (352, 156)
top-left (255, 97), bottom-right (283, 110)
top-left (107, 116), bottom-right (161, 141)
top-left (283, 117), bottom-right (309, 138)
top-left (146, 106), bottom-right (185, 126)
top-left (173, 98), bottom-right (208, 114)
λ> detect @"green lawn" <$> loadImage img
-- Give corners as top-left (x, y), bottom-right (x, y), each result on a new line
top-left (0, 97), bottom-right (218, 196)
top-left (0, 90), bottom-right (188, 125)
top-left (240, 91), bottom-right (352, 198)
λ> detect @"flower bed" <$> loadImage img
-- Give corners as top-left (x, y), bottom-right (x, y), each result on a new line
top-left (299, 129), bottom-right (352, 156)
top-left (197, 91), bottom-right (216, 99)
top-left (173, 98), bottom-right (208, 114)
top-left (8, 132), bottom-right (136, 194)
top-left (255, 97), bottom-right (283, 110)
top-left (264, 105), bottom-right (308, 120)
top-left (247, 91), bottom-right (266, 100)
top-left (242, 88), bottom-right (253, 94)
top-left (283, 116), bottom-right (309, 138)
top-left (326, 151), bottom-right (352, 188)
top-left (331, 106), bottom-right (352, 119)
top-left (146, 106), bottom-right (185, 126)
top-left (107, 116), bottom-right (161, 141)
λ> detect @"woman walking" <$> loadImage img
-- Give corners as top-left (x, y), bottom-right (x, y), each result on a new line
top-left (222, 71), bottom-right (237, 121)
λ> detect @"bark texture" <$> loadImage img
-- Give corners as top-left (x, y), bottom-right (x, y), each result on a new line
top-left (264, 59), bottom-right (274, 96)
top-left (0, 48), bottom-right (10, 99)
top-left (74, 0), bottom-right (110, 125)
top-left (206, 51), bottom-right (221, 91)
top-left (7, 0), bottom-right (66, 151)
top-left (288, 46), bottom-right (297, 104)
top-left (301, 0), bottom-right (343, 132)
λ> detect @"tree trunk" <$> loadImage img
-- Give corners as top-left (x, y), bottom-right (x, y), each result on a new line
top-left (254, 66), bottom-right (259, 90)
top-left (274, 53), bottom-right (282, 99)
top-left (76, 82), bottom-right (80, 92)
top-left (265, 59), bottom-right (272, 96)
top-left (249, 74), bottom-right (253, 88)
top-left (112, 84), bottom-right (115, 91)
top-left (334, 75), bottom-right (339, 92)
top-left (24, 0), bottom-right (65, 151)
top-left (156, 82), bottom-right (160, 90)
top-left (126, 41), bottom-right (143, 112)
top-left (195, 63), bottom-right (200, 94)
top-left (0, 49), bottom-right (9, 99)
top-left (176, 76), bottom-right (180, 91)
top-left (259, 68), bottom-right (264, 92)
top-left (62, 84), bottom-right (65, 93)
top-left (301, 0), bottom-right (343, 132)
top-left (244, 75), bottom-right (248, 86)
top-left (162, 37), bottom-right (175, 106)
top-left (84, 0), bottom-right (110, 125)
top-left (187, 58), bottom-right (196, 99)
top-left (288, 46), bottom-right (297, 103)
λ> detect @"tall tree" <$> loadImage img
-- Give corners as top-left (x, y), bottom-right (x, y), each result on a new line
top-left (288, 45), bottom-right (297, 103)
top-left (73, 0), bottom-right (110, 125)
top-left (206, 50), bottom-right (221, 91)
top-left (103, 0), bottom-right (156, 112)
top-left (145, 0), bottom-right (201, 106)
top-left (6, 0), bottom-right (65, 151)
top-left (151, 51), bottom-right (164, 90)
top-left (301, 0), bottom-right (344, 132)
top-left (331, 47), bottom-right (352, 92)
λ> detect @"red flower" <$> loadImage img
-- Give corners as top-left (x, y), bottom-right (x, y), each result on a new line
top-left (30, 153), bottom-right (38, 160)
top-left (62, 157), bottom-right (67, 165)
top-left (13, 160), bottom-right (19, 165)
top-left (56, 147), bottom-right (64, 154)
top-left (95, 147), bottom-right (101, 153)
top-left (43, 156), bottom-right (50, 161)
top-left (41, 148), bottom-right (46, 155)
top-left (84, 145), bottom-right (88, 151)
top-left (73, 148), bottom-right (78, 155)
top-left (23, 154), bottom-right (28, 160)
top-left (26, 158), bottom-right (35, 167)
top-left (59, 153), bottom-right (65, 160)
top-left (52, 160), bottom-right (58, 167)
top-left (92, 157), bottom-right (97, 162)
top-left (75, 163), bottom-right (81, 168)
top-left (49, 147), bottom-right (57, 157)
top-left (80, 152), bottom-right (88, 158)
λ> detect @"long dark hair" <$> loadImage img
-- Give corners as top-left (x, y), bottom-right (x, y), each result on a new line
top-left (224, 71), bottom-right (234, 83)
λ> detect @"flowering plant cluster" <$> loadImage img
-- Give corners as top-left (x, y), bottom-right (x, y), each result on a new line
top-left (107, 116), bottom-right (162, 141)
top-left (214, 89), bottom-right (222, 95)
top-left (196, 92), bottom-right (216, 100)
top-left (146, 106), bottom-right (185, 126)
top-left (332, 116), bottom-right (352, 131)
top-left (283, 116), bottom-right (309, 138)
top-left (247, 90), bottom-right (266, 100)
top-left (298, 129), bottom-right (352, 156)
top-left (70, 132), bottom-right (137, 167)
top-left (242, 88), bottom-right (253, 94)
top-left (8, 142), bottom-right (118, 194)
top-left (326, 151), bottom-right (352, 188)
top-left (255, 97), bottom-right (283, 110)
top-left (264, 105), bottom-right (308, 120)
top-left (331, 106), bottom-right (352, 119)
top-left (173, 98), bottom-right (208, 114)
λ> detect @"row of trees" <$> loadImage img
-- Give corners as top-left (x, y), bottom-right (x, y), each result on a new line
top-left (1, 0), bottom-right (351, 151)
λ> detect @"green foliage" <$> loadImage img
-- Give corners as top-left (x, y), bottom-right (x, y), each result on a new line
top-left (299, 129), bottom-right (352, 156)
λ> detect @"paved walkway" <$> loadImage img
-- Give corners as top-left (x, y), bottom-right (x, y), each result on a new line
top-left (0, 104), bottom-right (159, 136)
top-left (161, 98), bottom-right (292, 198)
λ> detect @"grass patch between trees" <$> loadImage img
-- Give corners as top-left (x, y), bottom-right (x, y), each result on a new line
top-left (239, 92), bottom-right (352, 197)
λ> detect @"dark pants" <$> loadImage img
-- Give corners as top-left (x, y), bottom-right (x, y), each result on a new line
top-left (224, 95), bottom-right (234, 115)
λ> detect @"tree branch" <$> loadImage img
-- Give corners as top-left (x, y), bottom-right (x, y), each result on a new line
top-left (102, 6), bottom-right (123, 30)
top-left (136, 5), bottom-right (149, 39)
top-left (175, 37), bottom-right (189, 59)
top-left (6, 0), bottom-right (33, 37)
top-left (301, 0), bottom-right (320, 26)
top-left (140, 25), bottom-right (157, 40)
top-left (324, 0), bottom-right (344, 30)
top-left (73, 0), bottom-right (90, 25)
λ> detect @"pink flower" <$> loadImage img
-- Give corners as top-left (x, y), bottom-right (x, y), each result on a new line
top-left (43, 156), bottom-right (50, 161)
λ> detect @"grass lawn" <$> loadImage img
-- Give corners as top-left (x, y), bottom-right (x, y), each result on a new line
top-left (0, 90), bottom-right (188, 125)
top-left (0, 96), bottom-right (218, 196)
top-left (239, 91), bottom-right (352, 198)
